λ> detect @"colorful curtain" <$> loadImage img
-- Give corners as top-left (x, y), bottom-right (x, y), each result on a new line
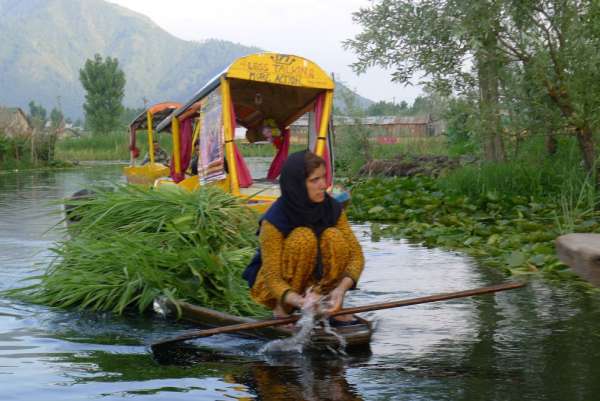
top-left (313, 93), bottom-right (333, 187)
top-left (229, 103), bottom-right (253, 188)
top-left (266, 127), bottom-right (290, 180)
top-left (170, 117), bottom-right (193, 183)
top-left (128, 126), bottom-right (140, 159)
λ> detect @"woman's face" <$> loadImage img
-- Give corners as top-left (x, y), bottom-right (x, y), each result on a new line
top-left (305, 164), bottom-right (327, 203)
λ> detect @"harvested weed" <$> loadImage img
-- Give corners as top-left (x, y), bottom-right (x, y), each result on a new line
top-left (9, 185), bottom-right (267, 317)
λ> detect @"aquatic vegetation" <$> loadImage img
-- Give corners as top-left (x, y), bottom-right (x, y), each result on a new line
top-left (8, 185), bottom-right (267, 316)
top-left (348, 177), bottom-right (600, 276)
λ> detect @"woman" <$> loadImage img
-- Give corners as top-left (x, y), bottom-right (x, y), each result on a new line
top-left (245, 150), bottom-right (364, 322)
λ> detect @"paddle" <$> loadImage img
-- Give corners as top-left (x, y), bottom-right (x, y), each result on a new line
top-left (151, 281), bottom-right (525, 350)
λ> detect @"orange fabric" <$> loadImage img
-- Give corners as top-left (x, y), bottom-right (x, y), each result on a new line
top-left (250, 212), bottom-right (364, 309)
top-left (147, 102), bottom-right (181, 115)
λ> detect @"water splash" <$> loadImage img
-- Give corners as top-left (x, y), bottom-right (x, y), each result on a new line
top-left (259, 297), bottom-right (347, 355)
top-left (259, 306), bottom-right (317, 353)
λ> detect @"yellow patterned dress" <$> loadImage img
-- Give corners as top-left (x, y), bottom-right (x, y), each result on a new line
top-left (250, 211), bottom-right (364, 310)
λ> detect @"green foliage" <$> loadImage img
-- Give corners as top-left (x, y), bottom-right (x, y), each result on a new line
top-left (439, 136), bottom-right (596, 204)
top-left (236, 142), bottom-right (304, 158)
top-left (50, 107), bottom-right (64, 129)
top-left (120, 107), bottom-right (145, 128)
top-left (28, 100), bottom-right (47, 125)
top-left (0, 133), bottom-right (53, 169)
top-left (79, 54), bottom-right (126, 135)
top-left (55, 131), bottom-right (169, 161)
top-left (346, 0), bottom-right (600, 174)
top-left (333, 89), bottom-right (372, 177)
top-left (366, 100), bottom-right (409, 116)
top-left (444, 97), bottom-right (476, 146)
top-left (34, 132), bottom-right (58, 162)
top-left (7, 185), bottom-right (267, 317)
top-left (348, 176), bottom-right (600, 276)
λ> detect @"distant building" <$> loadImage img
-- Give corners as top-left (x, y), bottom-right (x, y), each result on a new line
top-left (289, 114), bottom-right (446, 144)
top-left (0, 107), bottom-right (33, 138)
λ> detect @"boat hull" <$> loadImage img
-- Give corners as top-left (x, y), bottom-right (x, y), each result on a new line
top-left (168, 300), bottom-right (373, 350)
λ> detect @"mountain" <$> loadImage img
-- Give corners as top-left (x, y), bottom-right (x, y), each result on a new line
top-left (0, 0), bottom-right (371, 119)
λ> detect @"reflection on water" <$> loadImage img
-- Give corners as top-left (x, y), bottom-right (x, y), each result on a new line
top-left (1, 165), bottom-right (600, 400)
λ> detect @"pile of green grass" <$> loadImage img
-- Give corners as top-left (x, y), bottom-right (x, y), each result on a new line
top-left (9, 185), bottom-right (267, 317)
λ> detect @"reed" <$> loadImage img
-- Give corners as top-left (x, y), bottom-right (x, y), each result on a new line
top-left (55, 132), bottom-right (173, 161)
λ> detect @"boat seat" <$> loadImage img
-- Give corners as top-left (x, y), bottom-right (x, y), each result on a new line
top-left (238, 179), bottom-right (281, 198)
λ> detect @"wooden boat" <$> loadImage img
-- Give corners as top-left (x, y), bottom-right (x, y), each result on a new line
top-left (164, 299), bottom-right (373, 350)
top-left (124, 101), bottom-right (182, 185)
top-left (150, 52), bottom-right (339, 213)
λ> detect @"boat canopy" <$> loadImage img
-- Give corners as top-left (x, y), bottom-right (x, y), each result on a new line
top-left (129, 102), bottom-right (181, 132)
top-left (147, 53), bottom-right (335, 205)
top-left (156, 53), bottom-right (334, 133)
top-left (128, 102), bottom-right (181, 162)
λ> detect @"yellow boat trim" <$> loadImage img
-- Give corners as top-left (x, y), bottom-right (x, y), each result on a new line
top-left (226, 53), bottom-right (334, 90)
top-left (147, 111), bottom-right (155, 164)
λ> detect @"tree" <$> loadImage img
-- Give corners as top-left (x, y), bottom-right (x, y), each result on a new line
top-left (28, 101), bottom-right (47, 128)
top-left (497, 0), bottom-right (600, 187)
top-left (344, 0), bottom-right (510, 161)
top-left (79, 54), bottom-right (125, 135)
top-left (50, 108), bottom-right (63, 130)
top-left (120, 106), bottom-right (145, 127)
top-left (366, 100), bottom-right (408, 116)
top-left (345, 0), bottom-right (600, 187)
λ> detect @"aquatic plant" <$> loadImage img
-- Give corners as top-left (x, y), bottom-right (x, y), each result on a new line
top-left (348, 176), bottom-right (600, 277)
top-left (8, 185), bottom-right (267, 316)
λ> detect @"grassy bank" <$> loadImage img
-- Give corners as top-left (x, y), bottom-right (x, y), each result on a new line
top-left (56, 131), bottom-right (307, 161)
top-left (56, 131), bottom-right (143, 161)
top-left (347, 137), bottom-right (599, 281)
top-left (1, 133), bottom-right (69, 171)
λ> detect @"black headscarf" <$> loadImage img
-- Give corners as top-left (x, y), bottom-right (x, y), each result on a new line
top-left (267, 150), bottom-right (341, 236)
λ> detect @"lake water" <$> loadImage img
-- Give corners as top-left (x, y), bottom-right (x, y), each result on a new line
top-left (1, 164), bottom-right (600, 401)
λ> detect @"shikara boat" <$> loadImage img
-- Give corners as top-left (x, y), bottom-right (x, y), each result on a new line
top-left (124, 101), bottom-right (182, 185)
top-left (163, 299), bottom-right (373, 350)
top-left (149, 52), bottom-right (338, 213)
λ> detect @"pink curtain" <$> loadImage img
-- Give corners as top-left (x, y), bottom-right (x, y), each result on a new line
top-left (266, 127), bottom-right (290, 180)
top-left (128, 127), bottom-right (139, 159)
top-left (229, 103), bottom-right (253, 188)
top-left (170, 117), bottom-right (193, 183)
top-left (313, 94), bottom-right (333, 187)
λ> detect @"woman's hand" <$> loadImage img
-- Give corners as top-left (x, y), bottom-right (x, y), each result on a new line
top-left (325, 287), bottom-right (345, 314)
top-left (323, 277), bottom-right (355, 315)
top-left (283, 288), bottom-right (321, 311)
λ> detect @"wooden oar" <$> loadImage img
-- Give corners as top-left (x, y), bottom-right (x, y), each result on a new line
top-left (151, 281), bottom-right (525, 350)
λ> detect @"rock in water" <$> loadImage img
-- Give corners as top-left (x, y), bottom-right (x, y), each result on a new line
top-left (556, 234), bottom-right (600, 286)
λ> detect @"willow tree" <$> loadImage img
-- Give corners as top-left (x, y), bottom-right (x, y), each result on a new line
top-left (346, 0), bottom-right (600, 187)
top-left (498, 0), bottom-right (600, 188)
top-left (345, 0), bottom-right (507, 161)
top-left (79, 54), bottom-right (125, 135)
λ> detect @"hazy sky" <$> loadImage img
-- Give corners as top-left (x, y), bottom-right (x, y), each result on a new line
top-left (108, 0), bottom-right (422, 104)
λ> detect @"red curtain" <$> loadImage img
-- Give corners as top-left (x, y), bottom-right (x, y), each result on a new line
top-left (128, 126), bottom-right (140, 158)
top-left (266, 127), bottom-right (290, 180)
top-left (313, 94), bottom-right (332, 187)
top-left (170, 117), bottom-right (193, 183)
top-left (230, 103), bottom-right (253, 188)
